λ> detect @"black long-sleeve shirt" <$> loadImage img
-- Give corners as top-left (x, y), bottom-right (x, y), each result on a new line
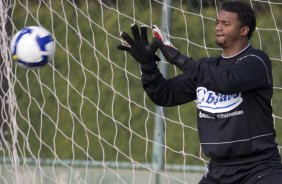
top-left (141, 45), bottom-right (280, 165)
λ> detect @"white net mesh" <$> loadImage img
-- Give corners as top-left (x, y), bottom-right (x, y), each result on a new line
top-left (0, 0), bottom-right (281, 184)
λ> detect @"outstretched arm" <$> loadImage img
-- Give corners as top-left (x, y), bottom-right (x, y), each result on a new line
top-left (140, 62), bottom-right (197, 107)
top-left (117, 24), bottom-right (197, 107)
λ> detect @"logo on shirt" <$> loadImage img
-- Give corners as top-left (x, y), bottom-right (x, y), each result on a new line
top-left (196, 87), bottom-right (243, 113)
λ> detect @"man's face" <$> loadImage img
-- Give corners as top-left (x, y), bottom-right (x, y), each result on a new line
top-left (215, 10), bottom-right (243, 48)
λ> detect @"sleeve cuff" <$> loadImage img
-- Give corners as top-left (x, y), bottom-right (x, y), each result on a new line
top-left (140, 61), bottom-right (158, 71)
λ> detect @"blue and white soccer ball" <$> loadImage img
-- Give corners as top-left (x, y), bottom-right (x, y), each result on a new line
top-left (10, 26), bottom-right (55, 68)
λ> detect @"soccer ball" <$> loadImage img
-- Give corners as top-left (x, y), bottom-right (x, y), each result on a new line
top-left (10, 26), bottom-right (55, 68)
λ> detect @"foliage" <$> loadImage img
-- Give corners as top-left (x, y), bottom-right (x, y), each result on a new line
top-left (6, 0), bottom-right (282, 167)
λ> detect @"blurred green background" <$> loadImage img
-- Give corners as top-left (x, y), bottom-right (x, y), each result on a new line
top-left (4, 0), bottom-right (282, 168)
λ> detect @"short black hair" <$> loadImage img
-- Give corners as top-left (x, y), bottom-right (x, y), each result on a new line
top-left (221, 1), bottom-right (256, 39)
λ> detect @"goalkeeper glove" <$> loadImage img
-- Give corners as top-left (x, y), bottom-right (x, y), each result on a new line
top-left (152, 25), bottom-right (180, 64)
top-left (117, 24), bottom-right (160, 64)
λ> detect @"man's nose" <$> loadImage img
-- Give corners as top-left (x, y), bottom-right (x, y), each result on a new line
top-left (216, 23), bottom-right (222, 31)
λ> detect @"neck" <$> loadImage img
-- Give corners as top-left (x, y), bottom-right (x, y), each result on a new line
top-left (222, 41), bottom-right (250, 58)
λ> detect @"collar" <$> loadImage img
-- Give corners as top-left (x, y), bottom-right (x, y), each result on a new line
top-left (221, 43), bottom-right (251, 59)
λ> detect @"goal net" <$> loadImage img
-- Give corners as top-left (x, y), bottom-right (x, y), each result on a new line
top-left (0, 0), bottom-right (281, 184)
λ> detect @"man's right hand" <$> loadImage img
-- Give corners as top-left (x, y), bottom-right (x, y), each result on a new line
top-left (117, 24), bottom-right (160, 65)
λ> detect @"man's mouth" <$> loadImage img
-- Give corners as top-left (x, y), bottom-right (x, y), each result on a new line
top-left (216, 34), bottom-right (224, 37)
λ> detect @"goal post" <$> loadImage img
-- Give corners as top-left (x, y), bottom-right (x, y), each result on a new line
top-left (0, 0), bottom-right (282, 184)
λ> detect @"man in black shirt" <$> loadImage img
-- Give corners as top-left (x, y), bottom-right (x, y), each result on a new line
top-left (117, 1), bottom-right (282, 184)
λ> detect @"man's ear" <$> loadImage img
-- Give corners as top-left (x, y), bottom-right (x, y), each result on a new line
top-left (241, 26), bottom-right (249, 37)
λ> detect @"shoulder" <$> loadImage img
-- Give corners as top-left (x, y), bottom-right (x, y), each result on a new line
top-left (251, 47), bottom-right (270, 60)
top-left (238, 47), bottom-right (271, 66)
top-left (199, 56), bottom-right (221, 65)
top-left (244, 47), bottom-right (270, 61)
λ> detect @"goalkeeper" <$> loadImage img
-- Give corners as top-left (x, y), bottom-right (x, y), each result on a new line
top-left (117, 1), bottom-right (282, 184)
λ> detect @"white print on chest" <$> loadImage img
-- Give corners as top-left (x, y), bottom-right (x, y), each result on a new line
top-left (196, 87), bottom-right (243, 113)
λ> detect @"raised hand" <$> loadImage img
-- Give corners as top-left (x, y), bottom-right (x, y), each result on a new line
top-left (152, 25), bottom-right (180, 64)
top-left (117, 24), bottom-right (160, 64)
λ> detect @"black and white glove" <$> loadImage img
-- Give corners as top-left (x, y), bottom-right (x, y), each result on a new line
top-left (152, 25), bottom-right (180, 64)
top-left (117, 24), bottom-right (160, 65)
